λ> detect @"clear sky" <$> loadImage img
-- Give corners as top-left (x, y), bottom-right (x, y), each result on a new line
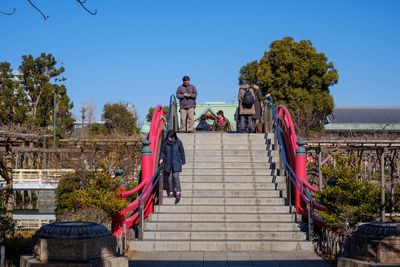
top-left (1, 0), bottom-right (399, 123)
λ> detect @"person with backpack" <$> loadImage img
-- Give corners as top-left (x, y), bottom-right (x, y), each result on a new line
top-left (196, 115), bottom-right (212, 132)
top-left (176, 76), bottom-right (197, 133)
top-left (159, 129), bottom-right (185, 198)
top-left (212, 110), bottom-right (232, 131)
top-left (238, 80), bottom-right (256, 133)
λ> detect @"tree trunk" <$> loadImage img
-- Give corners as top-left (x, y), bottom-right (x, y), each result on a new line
top-left (5, 143), bottom-right (14, 219)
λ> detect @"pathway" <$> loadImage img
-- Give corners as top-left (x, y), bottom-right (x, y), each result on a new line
top-left (128, 251), bottom-right (331, 267)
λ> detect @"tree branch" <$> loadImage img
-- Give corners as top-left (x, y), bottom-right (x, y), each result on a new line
top-left (27, 0), bottom-right (49, 20)
top-left (76, 0), bottom-right (97, 15)
top-left (0, 8), bottom-right (16, 15)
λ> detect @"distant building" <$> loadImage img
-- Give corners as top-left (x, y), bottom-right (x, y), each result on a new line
top-left (140, 102), bottom-right (239, 134)
top-left (325, 106), bottom-right (400, 132)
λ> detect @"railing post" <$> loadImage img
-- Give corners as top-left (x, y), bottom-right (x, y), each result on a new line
top-left (269, 104), bottom-right (273, 133)
top-left (138, 199), bottom-right (144, 241)
top-left (141, 140), bottom-right (153, 182)
top-left (295, 140), bottom-right (307, 214)
top-left (1, 245), bottom-right (5, 267)
top-left (158, 170), bottom-right (164, 205)
top-left (307, 201), bottom-right (311, 241)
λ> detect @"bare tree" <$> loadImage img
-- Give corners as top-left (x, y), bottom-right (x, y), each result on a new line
top-left (1, 1), bottom-right (97, 20)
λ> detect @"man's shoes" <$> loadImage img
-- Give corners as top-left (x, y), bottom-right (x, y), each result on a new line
top-left (176, 192), bottom-right (181, 198)
top-left (168, 192), bottom-right (173, 198)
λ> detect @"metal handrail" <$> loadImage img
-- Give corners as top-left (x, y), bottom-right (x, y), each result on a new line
top-left (265, 97), bottom-right (313, 202)
top-left (136, 94), bottom-right (179, 240)
top-left (264, 95), bottom-right (315, 239)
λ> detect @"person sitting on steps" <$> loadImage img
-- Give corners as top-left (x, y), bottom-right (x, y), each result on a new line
top-left (196, 115), bottom-right (212, 132)
top-left (212, 110), bottom-right (232, 131)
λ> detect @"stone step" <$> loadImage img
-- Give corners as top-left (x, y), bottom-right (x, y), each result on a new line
top-left (162, 197), bottom-right (285, 205)
top-left (179, 182), bottom-right (284, 190)
top-left (180, 168), bottom-right (277, 176)
top-left (148, 213), bottom-right (296, 222)
top-left (162, 189), bottom-right (283, 198)
top-left (128, 240), bottom-right (312, 252)
top-left (178, 175), bottom-right (286, 183)
top-left (184, 155), bottom-right (279, 163)
top-left (154, 205), bottom-right (292, 214)
top-left (143, 231), bottom-right (306, 241)
top-left (144, 222), bottom-right (301, 232)
top-left (183, 162), bottom-right (275, 169)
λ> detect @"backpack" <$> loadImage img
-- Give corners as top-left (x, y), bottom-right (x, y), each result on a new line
top-left (242, 89), bottom-right (254, 108)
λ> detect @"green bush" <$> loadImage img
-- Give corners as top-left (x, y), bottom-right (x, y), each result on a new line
top-left (315, 153), bottom-right (381, 232)
top-left (56, 152), bottom-right (128, 220)
top-left (2, 232), bottom-right (33, 267)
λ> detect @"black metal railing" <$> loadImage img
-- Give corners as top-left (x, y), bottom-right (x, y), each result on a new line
top-left (264, 95), bottom-right (315, 240)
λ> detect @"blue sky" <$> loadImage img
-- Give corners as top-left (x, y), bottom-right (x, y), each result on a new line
top-left (1, 0), bottom-right (399, 123)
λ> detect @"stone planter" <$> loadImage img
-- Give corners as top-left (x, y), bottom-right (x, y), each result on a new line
top-left (338, 222), bottom-right (400, 266)
top-left (20, 222), bottom-right (128, 267)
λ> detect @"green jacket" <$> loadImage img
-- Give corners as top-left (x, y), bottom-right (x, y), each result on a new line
top-left (212, 117), bottom-right (232, 131)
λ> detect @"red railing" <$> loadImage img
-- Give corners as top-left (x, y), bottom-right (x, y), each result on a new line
top-left (112, 105), bottom-right (166, 238)
top-left (275, 104), bottom-right (327, 227)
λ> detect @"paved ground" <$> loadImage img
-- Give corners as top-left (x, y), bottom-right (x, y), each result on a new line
top-left (128, 251), bottom-right (331, 267)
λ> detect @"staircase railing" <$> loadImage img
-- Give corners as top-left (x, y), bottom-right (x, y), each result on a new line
top-left (264, 95), bottom-right (316, 240)
top-left (113, 95), bottom-right (178, 244)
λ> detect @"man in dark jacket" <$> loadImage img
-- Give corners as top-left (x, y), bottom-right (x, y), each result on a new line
top-left (159, 130), bottom-right (185, 198)
top-left (176, 76), bottom-right (197, 133)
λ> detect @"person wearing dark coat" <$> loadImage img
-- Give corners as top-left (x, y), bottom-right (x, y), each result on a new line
top-left (159, 129), bottom-right (185, 198)
top-left (251, 84), bottom-right (267, 123)
top-left (196, 115), bottom-right (212, 132)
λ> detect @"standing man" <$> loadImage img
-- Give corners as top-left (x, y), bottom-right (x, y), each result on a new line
top-left (176, 76), bottom-right (197, 133)
top-left (238, 80), bottom-right (256, 133)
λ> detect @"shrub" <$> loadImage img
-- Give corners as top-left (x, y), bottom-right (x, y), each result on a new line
top-left (315, 153), bottom-right (381, 232)
top-left (56, 152), bottom-right (128, 221)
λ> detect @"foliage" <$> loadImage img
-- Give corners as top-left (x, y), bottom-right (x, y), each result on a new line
top-left (102, 102), bottom-right (139, 135)
top-left (315, 153), bottom-right (381, 232)
top-left (239, 37), bottom-right (338, 137)
top-left (146, 106), bottom-right (170, 122)
top-left (0, 62), bottom-right (28, 124)
top-left (1, 232), bottom-right (34, 267)
top-left (0, 54), bottom-right (74, 137)
top-left (87, 122), bottom-right (108, 135)
top-left (56, 152), bottom-right (128, 219)
top-left (0, 217), bottom-right (16, 241)
top-left (19, 53), bottom-right (74, 136)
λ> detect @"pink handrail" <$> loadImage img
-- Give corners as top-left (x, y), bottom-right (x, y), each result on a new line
top-left (275, 104), bottom-right (326, 227)
top-left (112, 105), bottom-right (166, 237)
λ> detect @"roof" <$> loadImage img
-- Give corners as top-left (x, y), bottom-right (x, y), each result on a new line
top-left (140, 102), bottom-right (239, 134)
top-left (327, 106), bottom-right (400, 123)
top-left (325, 106), bottom-right (400, 131)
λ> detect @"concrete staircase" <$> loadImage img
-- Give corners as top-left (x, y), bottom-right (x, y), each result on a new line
top-left (128, 132), bottom-right (312, 252)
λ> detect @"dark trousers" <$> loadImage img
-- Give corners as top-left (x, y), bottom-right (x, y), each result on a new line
top-left (164, 171), bottom-right (181, 193)
top-left (240, 115), bottom-right (253, 132)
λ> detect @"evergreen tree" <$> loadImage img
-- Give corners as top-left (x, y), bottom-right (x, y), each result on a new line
top-left (0, 62), bottom-right (28, 124)
top-left (239, 37), bottom-right (338, 136)
top-left (19, 53), bottom-right (74, 135)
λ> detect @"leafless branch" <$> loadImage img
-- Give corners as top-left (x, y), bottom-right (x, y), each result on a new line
top-left (76, 0), bottom-right (97, 15)
top-left (27, 0), bottom-right (49, 20)
top-left (0, 8), bottom-right (15, 15)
